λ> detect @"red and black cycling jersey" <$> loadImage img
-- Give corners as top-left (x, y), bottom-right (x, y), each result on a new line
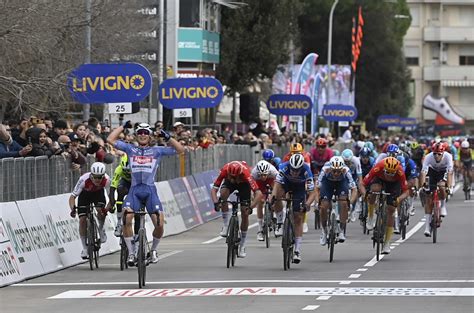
top-left (213, 161), bottom-right (259, 192)
top-left (362, 160), bottom-right (408, 193)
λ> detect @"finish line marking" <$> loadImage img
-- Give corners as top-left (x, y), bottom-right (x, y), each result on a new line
top-left (15, 279), bottom-right (474, 287)
top-left (202, 222), bottom-right (258, 244)
top-left (48, 287), bottom-right (474, 299)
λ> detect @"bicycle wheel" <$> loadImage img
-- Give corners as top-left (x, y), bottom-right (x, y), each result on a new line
top-left (226, 216), bottom-right (237, 268)
top-left (137, 228), bottom-right (146, 288)
top-left (87, 217), bottom-right (94, 270)
top-left (232, 219), bottom-right (239, 267)
top-left (361, 202), bottom-right (368, 235)
top-left (400, 201), bottom-right (407, 240)
top-left (120, 237), bottom-right (128, 271)
top-left (282, 217), bottom-right (291, 270)
top-left (264, 202), bottom-right (271, 248)
top-left (464, 173), bottom-right (470, 200)
top-left (314, 209), bottom-right (320, 230)
top-left (93, 222), bottom-right (99, 269)
top-left (329, 213), bottom-right (336, 263)
top-left (375, 212), bottom-right (383, 261)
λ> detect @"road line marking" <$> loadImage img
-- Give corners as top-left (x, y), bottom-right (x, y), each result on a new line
top-left (339, 281), bottom-right (351, 285)
top-left (356, 268), bottom-right (368, 272)
top-left (316, 296), bottom-right (331, 300)
top-left (202, 222), bottom-right (258, 244)
top-left (395, 221), bottom-right (424, 243)
top-left (391, 242), bottom-right (400, 246)
top-left (15, 279), bottom-right (474, 287)
top-left (364, 255), bottom-right (385, 267)
top-left (349, 274), bottom-right (361, 279)
top-left (158, 250), bottom-right (183, 260)
top-left (302, 305), bottom-right (320, 310)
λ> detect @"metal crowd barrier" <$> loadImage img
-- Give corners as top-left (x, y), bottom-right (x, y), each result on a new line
top-left (0, 141), bottom-right (351, 202)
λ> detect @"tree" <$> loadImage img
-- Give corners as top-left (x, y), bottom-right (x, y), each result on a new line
top-left (298, 0), bottom-right (413, 131)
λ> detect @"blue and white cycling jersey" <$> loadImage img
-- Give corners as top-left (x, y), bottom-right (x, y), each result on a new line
top-left (405, 158), bottom-right (419, 179)
top-left (318, 162), bottom-right (356, 189)
top-left (114, 140), bottom-right (176, 187)
top-left (361, 156), bottom-right (375, 177)
top-left (276, 161), bottom-right (314, 191)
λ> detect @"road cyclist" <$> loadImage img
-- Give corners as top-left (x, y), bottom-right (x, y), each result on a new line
top-left (270, 153), bottom-right (316, 264)
top-left (360, 156), bottom-right (409, 254)
top-left (68, 162), bottom-right (111, 260)
top-left (341, 148), bottom-right (363, 223)
top-left (251, 160), bottom-right (278, 242)
top-left (457, 140), bottom-right (473, 196)
top-left (107, 121), bottom-right (184, 266)
top-left (211, 161), bottom-right (263, 258)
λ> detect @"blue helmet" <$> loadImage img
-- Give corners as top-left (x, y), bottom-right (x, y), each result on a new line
top-left (262, 149), bottom-right (275, 161)
top-left (364, 141), bottom-right (375, 151)
top-left (273, 157), bottom-right (281, 168)
top-left (341, 149), bottom-right (354, 162)
top-left (360, 147), bottom-right (371, 158)
top-left (332, 149), bottom-right (340, 156)
top-left (387, 144), bottom-right (399, 156)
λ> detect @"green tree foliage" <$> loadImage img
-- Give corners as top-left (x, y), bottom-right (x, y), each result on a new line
top-left (298, 0), bottom-right (413, 130)
top-left (216, 0), bottom-right (301, 94)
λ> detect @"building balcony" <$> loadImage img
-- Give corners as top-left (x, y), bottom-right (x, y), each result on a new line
top-left (423, 66), bottom-right (474, 81)
top-left (421, 0), bottom-right (474, 4)
top-left (424, 27), bottom-right (474, 43)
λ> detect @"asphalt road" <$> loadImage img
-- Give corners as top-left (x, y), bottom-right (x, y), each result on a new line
top-left (2, 185), bottom-right (473, 313)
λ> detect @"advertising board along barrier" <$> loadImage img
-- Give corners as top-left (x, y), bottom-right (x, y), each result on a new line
top-left (267, 94), bottom-right (313, 116)
top-left (67, 63), bottom-right (152, 104)
top-left (0, 202), bottom-right (24, 286)
top-left (158, 77), bottom-right (224, 109)
top-left (168, 178), bottom-right (201, 230)
top-left (155, 181), bottom-right (187, 236)
top-left (321, 104), bottom-right (358, 122)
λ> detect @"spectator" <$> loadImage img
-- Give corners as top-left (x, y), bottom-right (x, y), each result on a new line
top-left (172, 122), bottom-right (185, 137)
top-left (49, 120), bottom-right (69, 142)
top-left (67, 134), bottom-right (87, 172)
top-left (0, 124), bottom-right (32, 158)
top-left (342, 126), bottom-right (353, 142)
top-left (12, 118), bottom-right (31, 147)
top-left (27, 127), bottom-right (58, 157)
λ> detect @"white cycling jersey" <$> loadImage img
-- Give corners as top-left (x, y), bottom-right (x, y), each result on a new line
top-left (421, 152), bottom-right (454, 174)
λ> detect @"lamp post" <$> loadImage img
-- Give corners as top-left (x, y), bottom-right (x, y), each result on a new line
top-left (326, 0), bottom-right (339, 106)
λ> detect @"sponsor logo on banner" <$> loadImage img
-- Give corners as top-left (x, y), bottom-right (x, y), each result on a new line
top-left (168, 178), bottom-right (201, 229)
top-left (322, 104), bottom-right (358, 122)
top-left (185, 175), bottom-right (217, 223)
top-left (399, 117), bottom-right (417, 128)
top-left (158, 78), bottom-right (223, 109)
top-left (155, 181), bottom-right (187, 236)
top-left (67, 63), bottom-right (152, 104)
top-left (267, 94), bottom-right (313, 116)
top-left (0, 243), bottom-right (22, 285)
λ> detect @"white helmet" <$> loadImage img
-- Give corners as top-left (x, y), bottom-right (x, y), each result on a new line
top-left (461, 140), bottom-right (470, 148)
top-left (330, 156), bottom-right (345, 170)
top-left (90, 162), bottom-right (106, 176)
top-left (256, 160), bottom-right (271, 175)
top-left (135, 122), bottom-right (152, 135)
top-left (289, 153), bottom-right (305, 169)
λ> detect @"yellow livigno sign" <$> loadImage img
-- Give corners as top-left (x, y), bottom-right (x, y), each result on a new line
top-left (160, 86), bottom-right (220, 100)
top-left (72, 75), bottom-right (146, 92)
top-left (322, 108), bottom-right (356, 117)
top-left (268, 100), bottom-right (311, 109)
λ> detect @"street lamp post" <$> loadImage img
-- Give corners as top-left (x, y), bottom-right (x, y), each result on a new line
top-left (326, 0), bottom-right (339, 106)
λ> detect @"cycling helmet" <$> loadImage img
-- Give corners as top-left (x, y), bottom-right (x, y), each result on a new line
top-left (256, 160), bottom-right (271, 175)
top-left (364, 141), bottom-right (375, 151)
top-left (461, 140), bottom-right (470, 149)
top-left (120, 154), bottom-right (130, 172)
top-left (410, 142), bottom-right (420, 150)
top-left (316, 138), bottom-right (328, 147)
top-left (431, 142), bottom-right (446, 153)
top-left (384, 157), bottom-right (399, 174)
top-left (289, 153), bottom-right (305, 169)
top-left (273, 157), bottom-right (282, 168)
top-left (329, 156), bottom-right (345, 170)
top-left (290, 143), bottom-right (303, 154)
top-left (135, 122), bottom-right (153, 135)
top-left (91, 162), bottom-right (106, 176)
top-left (386, 144), bottom-right (400, 156)
top-left (262, 149), bottom-right (275, 161)
top-left (341, 149), bottom-right (354, 162)
top-left (332, 149), bottom-right (340, 156)
top-left (360, 147), bottom-right (371, 158)
top-left (441, 141), bottom-right (450, 151)
top-left (227, 161), bottom-right (244, 176)
top-left (396, 155), bottom-right (406, 170)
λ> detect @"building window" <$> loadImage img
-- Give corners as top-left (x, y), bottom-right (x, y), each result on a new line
top-left (405, 46), bottom-right (419, 66)
top-left (406, 57), bottom-right (419, 66)
top-left (180, 0), bottom-right (201, 28)
top-left (408, 4), bottom-right (420, 27)
top-left (460, 56), bottom-right (474, 65)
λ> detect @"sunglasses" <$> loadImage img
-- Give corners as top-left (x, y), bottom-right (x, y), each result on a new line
top-left (136, 129), bottom-right (151, 136)
top-left (434, 152), bottom-right (443, 156)
top-left (332, 170), bottom-right (342, 175)
top-left (317, 145), bottom-right (326, 149)
top-left (91, 174), bottom-right (104, 180)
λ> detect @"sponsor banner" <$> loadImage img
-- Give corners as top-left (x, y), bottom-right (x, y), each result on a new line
top-left (158, 78), bottom-right (223, 109)
top-left (181, 177), bottom-right (204, 225)
top-left (399, 117), bottom-right (417, 128)
top-left (423, 94), bottom-right (464, 124)
top-left (292, 53), bottom-right (319, 94)
top-left (267, 94), bottom-right (313, 116)
top-left (188, 173), bottom-right (218, 223)
top-left (377, 115), bottom-right (400, 128)
top-left (15, 199), bottom-right (63, 274)
top-left (67, 63), bottom-right (152, 104)
top-left (0, 201), bottom-right (44, 281)
top-left (156, 181), bottom-right (187, 236)
top-left (48, 287), bottom-right (474, 299)
top-left (178, 28), bottom-right (220, 63)
top-left (0, 202), bottom-right (23, 286)
top-left (322, 104), bottom-right (358, 122)
top-left (168, 178), bottom-right (201, 229)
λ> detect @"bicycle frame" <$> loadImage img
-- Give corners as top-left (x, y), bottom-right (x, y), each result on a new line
top-left (368, 191), bottom-right (390, 261)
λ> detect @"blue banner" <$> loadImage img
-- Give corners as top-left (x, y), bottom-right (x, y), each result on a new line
top-left (189, 172), bottom-right (220, 223)
top-left (267, 94), bottom-right (312, 116)
top-left (399, 117), bottom-right (417, 128)
top-left (168, 177), bottom-right (201, 229)
top-left (158, 78), bottom-right (223, 109)
top-left (321, 104), bottom-right (358, 122)
top-left (67, 63), bottom-right (152, 104)
top-left (377, 115), bottom-right (400, 128)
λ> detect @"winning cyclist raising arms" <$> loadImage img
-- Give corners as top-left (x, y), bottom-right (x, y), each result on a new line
top-left (107, 122), bottom-right (184, 265)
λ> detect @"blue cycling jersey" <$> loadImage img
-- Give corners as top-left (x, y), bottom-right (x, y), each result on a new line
top-left (405, 158), bottom-right (419, 179)
top-left (114, 140), bottom-right (176, 186)
top-left (277, 161), bottom-right (314, 191)
top-left (360, 156), bottom-right (375, 177)
top-left (318, 162), bottom-right (356, 189)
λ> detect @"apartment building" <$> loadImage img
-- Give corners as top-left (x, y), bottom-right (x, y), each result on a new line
top-left (404, 0), bottom-right (474, 128)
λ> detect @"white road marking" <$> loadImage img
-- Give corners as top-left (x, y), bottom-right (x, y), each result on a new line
top-left (391, 242), bottom-right (400, 246)
top-left (302, 305), bottom-right (320, 310)
top-left (349, 274), bottom-right (361, 279)
top-left (316, 296), bottom-right (331, 300)
top-left (158, 250), bottom-right (183, 260)
top-left (48, 287), bottom-right (474, 299)
top-left (339, 281), bottom-right (351, 285)
top-left (202, 222), bottom-right (258, 244)
top-left (395, 221), bottom-right (425, 243)
top-left (356, 268), bottom-right (368, 272)
top-left (364, 255), bottom-right (385, 267)
top-left (15, 279), bottom-right (474, 287)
